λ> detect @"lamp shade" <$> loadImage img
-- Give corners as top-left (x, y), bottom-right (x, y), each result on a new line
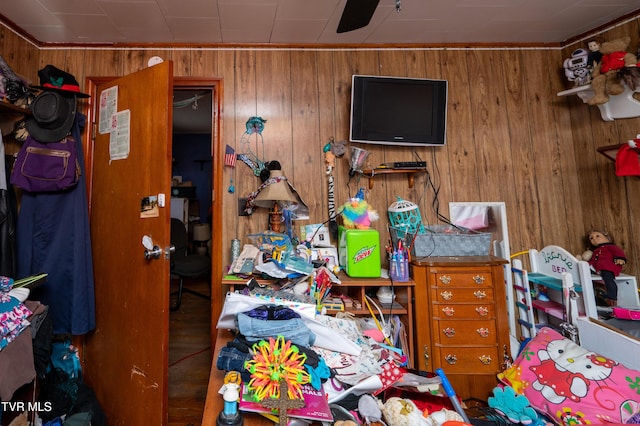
top-left (254, 170), bottom-right (298, 207)
top-left (192, 223), bottom-right (211, 241)
top-left (244, 169), bottom-right (310, 220)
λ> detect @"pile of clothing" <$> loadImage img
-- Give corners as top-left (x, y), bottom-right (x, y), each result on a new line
top-left (216, 292), bottom-right (467, 425)
top-left (0, 276), bottom-right (31, 350)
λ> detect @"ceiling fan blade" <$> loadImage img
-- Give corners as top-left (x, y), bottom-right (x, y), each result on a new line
top-left (337, 0), bottom-right (381, 33)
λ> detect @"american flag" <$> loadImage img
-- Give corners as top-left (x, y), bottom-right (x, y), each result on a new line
top-left (224, 144), bottom-right (237, 167)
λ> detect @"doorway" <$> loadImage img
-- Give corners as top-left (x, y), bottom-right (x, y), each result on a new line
top-left (168, 88), bottom-right (213, 423)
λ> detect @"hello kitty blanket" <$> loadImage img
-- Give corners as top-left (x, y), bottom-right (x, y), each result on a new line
top-left (499, 327), bottom-right (640, 425)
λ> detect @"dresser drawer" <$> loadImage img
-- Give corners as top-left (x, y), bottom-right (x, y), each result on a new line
top-left (433, 319), bottom-right (497, 345)
top-left (431, 287), bottom-right (494, 303)
top-left (433, 303), bottom-right (495, 319)
top-left (432, 346), bottom-right (501, 374)
top-left (433, 271), bottom-right (494, 288)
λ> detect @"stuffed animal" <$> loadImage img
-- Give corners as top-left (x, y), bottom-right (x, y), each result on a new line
top-left (377, 396), bottom-right (466, 426)
top-left (587, 36), bottom-right (638, 105)
top-left (338, 189), bottom-right (379, 229)
top-left (380, 397), bottom-right (427, 425)
top-left (617, 66), bottom-right (640, 104)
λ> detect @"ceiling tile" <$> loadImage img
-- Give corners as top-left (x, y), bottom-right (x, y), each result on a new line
top-left (165, 17), bottom-right (222, 42)
top-left (218, 3), bottom-right (276, 34)
top-left (52, 12), bottom-right (125, 42)
top-left (156, 0), bottom-right (219, 18)
top-left (38, 0), bottom-right (104, 14)
top-left (274, 0), bottom-right (340, 20)
top-left (271, 19), bottom-right (328, 43)
top-left (97, 1), bottom-right (166, 28)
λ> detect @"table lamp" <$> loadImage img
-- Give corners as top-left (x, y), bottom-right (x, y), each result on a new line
top-left (192, 223), bottom-right (211, 256)
top-left (253, 170), bottom-right (298, 233)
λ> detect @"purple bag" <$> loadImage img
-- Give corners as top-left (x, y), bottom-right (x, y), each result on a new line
top-left (10, 135), bottom-right (80, 192)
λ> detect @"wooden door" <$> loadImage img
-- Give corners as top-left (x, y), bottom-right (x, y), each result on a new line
top-left (83, 61), bottom-right (173, 425)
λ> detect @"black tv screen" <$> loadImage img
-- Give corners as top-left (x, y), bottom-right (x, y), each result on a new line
top-left (350, 75), bottom-right (448, 147)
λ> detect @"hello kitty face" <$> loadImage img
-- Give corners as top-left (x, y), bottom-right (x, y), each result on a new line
top-left (530, 337), bottom-right (617, 404)
top-left (543, 338), bottom-right (616, 381)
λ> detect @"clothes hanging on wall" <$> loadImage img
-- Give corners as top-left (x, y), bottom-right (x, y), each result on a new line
top-left (615, 143), bottom-right (640, 176)
top-left (16, 112), bottom-right (96, 335)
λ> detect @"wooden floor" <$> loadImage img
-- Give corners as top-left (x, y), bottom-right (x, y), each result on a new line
top-left (169, 278), bottom-right (212, 426)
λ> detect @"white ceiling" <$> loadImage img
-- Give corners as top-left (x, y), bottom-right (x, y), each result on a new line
top-left (1, 0), bottom-right (639, 46)
top-left (173, 89), bottom-right (211, 134)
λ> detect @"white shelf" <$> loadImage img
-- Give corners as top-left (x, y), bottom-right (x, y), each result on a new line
top-left (558, 83), bottom-right (640, 121)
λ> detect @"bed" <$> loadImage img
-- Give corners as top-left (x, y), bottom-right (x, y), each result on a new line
top-left (523, 245), bottom-right (640, 371)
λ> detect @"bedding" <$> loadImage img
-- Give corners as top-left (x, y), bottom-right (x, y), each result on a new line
top-left (498, 327), bottom-right (640, 425)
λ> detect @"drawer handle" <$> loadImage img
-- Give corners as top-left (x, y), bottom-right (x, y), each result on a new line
top-left (443, 327), bottom-right (456, 338)
top-left (445, 354), bottom-right (458, 364)
top-left (474, 290), bottom-right (487, 299)
top-left (479, 355), bottom-right (492, 365)
top-left (442, 306), bottom-right (455, 316)
top-left (476, 327), bottom-right (490, 337)
top-left (475, 306), bottom-right (489, 316)
top-left (439, 275), bottom-right (452, 285)
top-left (473, 275), bottom-right (486, 285)
top-left (441, 290), bottom-right (453, 300)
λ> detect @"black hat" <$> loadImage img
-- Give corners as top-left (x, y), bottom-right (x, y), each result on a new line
top-left (25, 91), bottom-right (77, 143)
top-left (32, 65), bottom-right (90, 98)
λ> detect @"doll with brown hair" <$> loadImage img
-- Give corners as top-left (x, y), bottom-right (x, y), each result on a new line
top-left (580, 229), bottom-right (627, 307)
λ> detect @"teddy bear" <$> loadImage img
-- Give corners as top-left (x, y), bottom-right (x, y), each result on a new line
top-left (587, 36), bottom-right (638, 105)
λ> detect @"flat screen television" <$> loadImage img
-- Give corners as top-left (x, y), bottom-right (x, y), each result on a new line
top-left (349, 75), bottom-right (448, 147)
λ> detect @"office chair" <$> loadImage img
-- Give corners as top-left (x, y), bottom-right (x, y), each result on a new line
top-left (170, 218), bottom-right (211, 311)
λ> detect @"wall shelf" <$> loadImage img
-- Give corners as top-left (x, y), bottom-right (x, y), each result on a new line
top-left (557, 84), bottom-right (640, 121)
top-left (0, 100), bottom-right (30, 115)
top-left (358, 167), bottom-right (427, 189)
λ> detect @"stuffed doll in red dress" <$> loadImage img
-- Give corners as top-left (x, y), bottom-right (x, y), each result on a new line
top-left (580, 229), bottom-right (627, 306)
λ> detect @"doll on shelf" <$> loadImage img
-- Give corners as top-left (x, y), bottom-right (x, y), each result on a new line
top-left (587, 38), bottom-right (603, 69)
top-left (579, 229), bottom-right (627, 307)
top-left (218, 371), bottom-right (243, 425)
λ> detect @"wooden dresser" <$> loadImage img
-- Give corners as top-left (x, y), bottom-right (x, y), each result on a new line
top-left (412, 256), bottom-right (510, 401)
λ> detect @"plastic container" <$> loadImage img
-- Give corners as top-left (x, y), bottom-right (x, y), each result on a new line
top-left (387, 196), bottom-right (425, 236)
top-left (338, 226), bottom-right (381, 277)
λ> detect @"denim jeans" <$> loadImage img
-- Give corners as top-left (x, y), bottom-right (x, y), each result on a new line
top-left (236, 312), bottom-right (316, 347)
top-left (216, 346), bottom-right (252, 381)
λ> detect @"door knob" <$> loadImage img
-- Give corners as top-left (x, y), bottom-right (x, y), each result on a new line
top-left (144, 245), bottom-right (163, 260)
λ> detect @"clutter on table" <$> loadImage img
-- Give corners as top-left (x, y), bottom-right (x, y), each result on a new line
top-left (217, 191), bottom-right (502, 424)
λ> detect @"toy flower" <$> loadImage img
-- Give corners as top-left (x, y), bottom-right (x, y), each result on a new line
top-left (245, 335), bottom-right (310, 400)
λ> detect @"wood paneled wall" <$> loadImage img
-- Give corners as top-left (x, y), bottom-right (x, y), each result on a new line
top-left (4, 14), bottom-right (640, 279)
